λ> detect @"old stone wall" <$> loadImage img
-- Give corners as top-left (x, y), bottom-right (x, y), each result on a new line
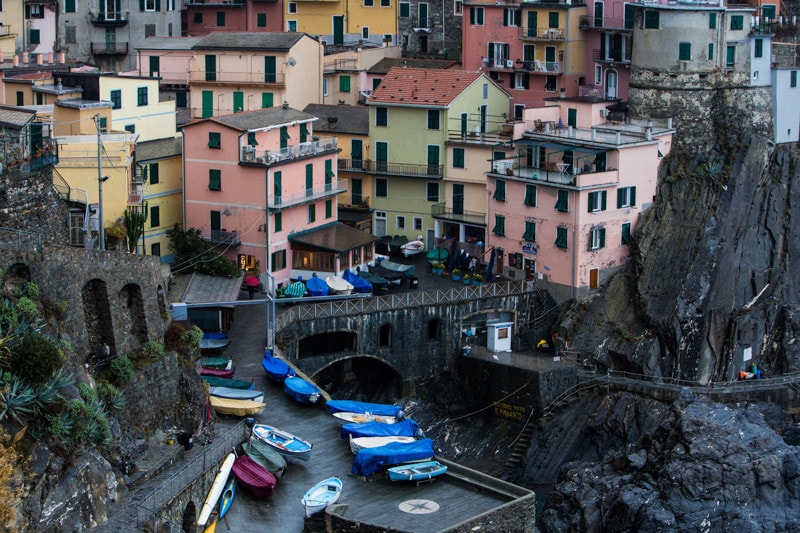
top-left (0, 167), bottom-right (70, 246)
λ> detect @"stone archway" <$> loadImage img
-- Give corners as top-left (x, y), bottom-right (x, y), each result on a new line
top-left (82, 279), bottom-right (116, 368)
top-left (119, 283), bottom-right (148, 348)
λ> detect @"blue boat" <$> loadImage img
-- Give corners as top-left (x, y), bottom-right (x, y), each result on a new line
top-left (261, 349), bottom-right (295, 382)
top-left (252, 424), bottom-right (313, 461)
top-left (343, 269), bottom-right (372, 294)
top-left (387, 460), bottom-right (447, 482)
top-left (325, 400), bottom-right (404, 418)
top-left (351, 438), bottom-right (436, 477)
top-left (341, 419), bottom-right (422, 441)
top-left (305, 273), bottom-right (329, 296)
top-left (284, 376), bottom-right (321, 404)
top-left (219, 476), bottom-right (236, 518)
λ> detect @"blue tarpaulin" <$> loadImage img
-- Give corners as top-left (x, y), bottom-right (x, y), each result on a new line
top-left (283, 376), bottom-right (320, 403)
top-left (341, 419), bottom-right (420, 440)
top-left (326, 400), bottom-right (404, 417)
top-left (351, 438), bottom-right (436, 476)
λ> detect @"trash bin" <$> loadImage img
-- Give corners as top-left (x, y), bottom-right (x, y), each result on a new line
top-left (409, 276), bottom-right (418, 289)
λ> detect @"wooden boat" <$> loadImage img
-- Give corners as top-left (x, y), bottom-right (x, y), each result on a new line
top-left (325, 400), bottom-right (405, 418)
top-left (261, 349), bottom-right (295, 382)
top-left (351, 439), bottom-right (435, 477)
top-left (242, 437), bottom-right (287, 478)
top-left (209, 386), bottom-right (263, 400)
top-left (202, 376), bottom-right (254, 390)
top-left (343, 269), bottom-right (372, 293)
top-left (200, 357), bottom-right (232, 370)
top-left (210, 395), bottom-right (265, 416)
top-left (218, 477), bottom-right (236, 519)
top-left (232, 455), bottom-right (277, 497)
top-left (332, 411), bottom-right (399, 425)
top-left (252, 423), bottom-right (312, 461)
top-left (387, 460), bottom-right (447, 482)
top-left (201, 366), bottom-right (235, 379)
top-left (284, 376), bottom-right (321, 404)
top-left (350, 436), bottom-right (418, 455)
top-left (305, 273), bottom-right (329, 296)
top-left (197, 453), bottom-right (235, 526)
top-left (301, 476), bottom-right (342, 518)
top-left (400, 240), bottom-right (425, 257)
top-left (340, 419), bottom-right (422, 441)
top-left (200, 337), bottom-right (231, 352)
top-left (325, 275), bottom-right (354, 295)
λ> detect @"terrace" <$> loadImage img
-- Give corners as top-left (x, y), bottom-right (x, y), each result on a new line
top-left (241, 137), bottom-right (338, 165)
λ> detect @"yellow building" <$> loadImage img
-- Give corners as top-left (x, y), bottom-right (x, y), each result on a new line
top-left (289, 0), bottom-right (398, 47)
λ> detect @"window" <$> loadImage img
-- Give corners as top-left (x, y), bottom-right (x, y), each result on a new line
top-left (194, 13), bottom-right (202, 24)
top-left (110, 90), bottom-right (121, 109)
top-left (65, 0), bottom-right (76, 12)
top-left (492, 215), bottom-right (505, 236)
top-left (470, 7), bottom-right (484, 25)
top-left (427, 145), bottom-right (440, 175)
top-left (216, 11), bottom-right (225, 27)
top-left (524, 184), bottom-right (537, 207)
top-left (555, 226), bottom-right (568, 249)
top-left (274, 171), bottom-right (282, 204)
top-left (588, 190), bottom-right (607, 212)
top-left (621, 222), bottom-right (632, 244)
top-left (545, 76), bottom-right (557, 92)
top-left (483, 83), bottom-right (488, 99)
top-left (262, 92), bottom-right (274, 108)
top-left (755, 39), bottom-right (763, 58)
top-left (709, 13), bottom-right (716, 29)
top-left (726, 45), bottom-right (736, 69)
top-left (555, 189), bottom-right (569, 212)
top-left (514, 72), bottom-right (529, 89)
top-left (503, 9), bottom-right (520, 27)
top-left (323, 78), bottom-right (329, 97)
top-left (257, 13), bottom-right (267, 27)
top-left (149, 163), bottom-right (159, 185)
top-left (792, 71), bottom-right (798, 88)
top-left (365, 0), bottom-right (374, 6)
top-left (264, 56), bottom-right (277, 83)
top-left (452, 148), bottom-right (465, 168)
top-left (396, 215), bottom-right (406, 230)
top-left (454, 0), bottom-right (462, 15)
top-left (426, 182), bottom-right (439, 202)
top-left (274, 212), bottom-right (282, 232)
top-left (125, 124), bottom-right (136, 133)
top-left (548, 11), bottom-right (559, 28)
top-left (288, 2), bottom-right (297, 13)
top-left (287, 20), bottom-right (297, 32)
top-left (280, 126), bottom-right (290, 148)
top-left (137, 87), bottom-right (148, 106)
top-left (624, 4), bottom-right (635, 29)
top-left (143, 0), bottom-right (156, 11)
top-left (308, 204), bottom-right (316, 223)
top-left (730, 15), bottom-right (743, 30)
top-left (376, 178), bottom-right (388, 197)
top-left (149, 56), bottom-right (160, 77)
top-left (708, 43), bottom-right (714, 61)
top-left (400, 2), bottom-right (409, 17)
top-left (145, 24), bottom-right (156, 38)
top-left (208, 132), bottom-right (221, 148)
top-left (523, 221), bottom-right (536, 242)
top-left (325, 200), bottom-right (332, 219)
top-left (427, 110), bottom-right (440, 130)
top-left (679, 42), bottom-right (691, 61)
top-left (305, 164), bottom-right (313, 195)
top-left (362, 27), bottom-right (369, 39)
top-left (167, 0), bottom-right (175, 10)
top-left (271, 249), bottom-right (286, 271)
top-left (643, 10), bottom-right (659, 29)
top-left (381, 0), bottom-right (390, 6)
top-left (325, 159), bottom-right (334, 187)
top-left (376, 106), bottom-right (388, 126)
top-left (29, 29), bottom-right (40, 45)
top-left (590, 226), bottom-right (606, 250)
top-left (595, 64), bottom-right (602, 85)
top-left (151, 243), bottom-right (161, 256)
top-left (340, 75), bottom-right (351, 93)
top-left (99, 117), bottom-right (108, 133)
top-left (27, 4), bottom-right (44, 17)
top-left (209, 169), bottom-right (221, 190)
top-left (66, 26), bottom-right (77, 44)
top-left (617, 186), bottom-right (636, 208)
top-left (493, 179), bottom-right (506, 202)
top-left (150, 205), bottom-right (160, 228)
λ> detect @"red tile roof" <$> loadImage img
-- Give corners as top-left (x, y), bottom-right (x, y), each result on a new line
top-left (369, 68), bottom-right (485, 107)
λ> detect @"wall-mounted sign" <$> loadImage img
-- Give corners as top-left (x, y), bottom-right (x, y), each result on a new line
top-left (522, 243), bottom-right (538, 255)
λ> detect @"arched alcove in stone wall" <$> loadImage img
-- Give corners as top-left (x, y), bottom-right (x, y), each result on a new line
top-left (298, 330), bottom-right (357, 357)
top-left (2, 262), bottom-right (32, 294)
top-left (82, 279), bottom-right (116, 368)
top-left (119, 283), bottom-right (148, 348)
top-left (156, 284), bottom-right (168, 320)
top-left (181, 501), bottom-right (197, 533)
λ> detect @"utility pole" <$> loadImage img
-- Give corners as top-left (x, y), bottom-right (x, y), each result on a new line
top-left (95, 113), bottom-right (106, 251)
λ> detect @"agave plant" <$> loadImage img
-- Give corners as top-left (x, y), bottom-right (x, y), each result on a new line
top-left (34, 367), bottom-right (71, 406)
top-left (44, 412), bottom-right (74, 441)
top-left (0, 377), bottom-right (37, 425)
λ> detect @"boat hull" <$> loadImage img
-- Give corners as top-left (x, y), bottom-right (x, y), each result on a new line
top-left (218, 477), bottom-right (236, 518)
top-left (350, 436), bottom-right (417, 455)
top-left (209, 386), bottom-right (263, 400)
top-left (242, 437), bottom-right (287, 478)
top-left (210, 396), bottom-right (265, 416)
top-left (301, 477), bottom-right (342, 518)
top-left (252, 424), bottom-right (312, 461)
top-left (284, 376), bottom-right (321, 404)
top-left (232, 455), bottom-right (277, 498)
top-left (197, 453), bottom-right (235, 526)
top-left (261, 350), bottom-right (295, 382)
top-left (202, 376), bottom-right (254, 389)
top-left (201, 367), bottom-right (235, 379)
top-left (387, 460), bottom-right (447, 482)
top-left (333, 412), bottom-right (398, 425)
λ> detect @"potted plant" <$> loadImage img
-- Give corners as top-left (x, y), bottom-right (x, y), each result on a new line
top-left (432, 262), bottom-right (445, 275)
top-left (451, 268), bottom-right (462, 282)
top-left (472, 273), bottom-right (484, 285)
top-left (462, 273), bottom-right (471, 285)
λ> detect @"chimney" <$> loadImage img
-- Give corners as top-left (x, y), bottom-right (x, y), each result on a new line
top-left (57, 78), bottom-right (63, 92)
top-left (37, 54), bottom-right (43, 65)
top-left (13, 55), bottom-right (19, 67)
top-left (22, 52), bottom-right (29, 64)
top-left (47, 52), bottom-right (53, 63)
top-left (59, 51), bottom-right (65, 64)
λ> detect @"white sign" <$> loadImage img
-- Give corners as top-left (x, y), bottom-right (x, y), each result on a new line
top-left (743, 346), bottom-right (752, 362)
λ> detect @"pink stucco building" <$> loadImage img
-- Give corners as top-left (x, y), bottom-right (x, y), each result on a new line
top-left (486, 97), bottom-right (673, 301)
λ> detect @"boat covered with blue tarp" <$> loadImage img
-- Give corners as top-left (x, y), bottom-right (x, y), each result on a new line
top-left (326, 400), bottom-right (404, 418)
top-left (284, 376), bottom-right (321, 404)
top-left (341, 419), bottom-right (421, 440)
top-left (262, 349), bottom-right (295, 382)
top-left (343, 269), bottom-right (372, 293)
top-left (305, 273), bottom-right (329, 296)
top-left (351, 438), bottom-right (436, 476)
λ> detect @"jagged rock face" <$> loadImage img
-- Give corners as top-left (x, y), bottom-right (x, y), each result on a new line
top-left (539, 391), bottom-right (800, 532)
top-left (562, 135), bottom-right (800, 383)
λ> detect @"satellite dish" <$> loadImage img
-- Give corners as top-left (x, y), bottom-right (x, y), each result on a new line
top-left (288, 57), bottom-right (296, 67)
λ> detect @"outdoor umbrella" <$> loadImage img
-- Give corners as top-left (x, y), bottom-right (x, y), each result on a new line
top-left (487, 248), bottom-right (496, 281)
top-left (245, 276), bottom-right (260, 287)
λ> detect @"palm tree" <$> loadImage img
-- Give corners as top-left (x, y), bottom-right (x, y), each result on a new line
top-left (124, 202), bottom-right (148, 253)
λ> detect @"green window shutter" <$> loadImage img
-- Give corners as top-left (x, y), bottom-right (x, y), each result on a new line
top-left (555, 190), bottom-right (568, 212)
top-left (352, 140), bottom-right (363, 160)
top-left (601, 191), bottom-right (607, 210)
top-left (493, 179), bottom-right (506, 201)
top-left (644, 11), bottom-right (659, 29)
top-left (265, 56), bottom-right (276, 83)
top-left (149, 56), bottom-right (160, 76)
top-left (623, 4), bottom-right (634, 29)
top-left (248, 132), bottom-right (258, 146)
top-left (523, 221), bottom-right (536, 242)
top-left (679, 42), bottom-right (691, 61)
top-left (300, 123), bottom-right (310, 143)
top-left (205, 55), bottom-right (216, 81)
top-left (325, 160), bottom-right (334, 189)
top-left (340, 75), bottom-right (351, 92)
top-left (216, 11), bottom-right (225, 26)
top-left (755, 39), bottom-right (763, 58)
top-left (400, 2), bottom-right (409, 17)
top-left (630, 187), bottom-right (636, 207)
top-left (262, 92), bottom-right (273, 108)
top-left (274, 212), bottom-right (282, 232)
top-left (376, 107), bottom-right (388, 126)
top-left (730, 15), bottom-right (743, 30)
top-left (621, 222), bottom-right (632, 244)
top-left (492, 215), bottom-right (505, 236)
top-left (155, 0), bottom-right (161, 10)
top-left (150, 163), bottom-right (159, 184)
top-left (305, 164), bottom-right (313, 195)
top-left (524, 184), bottom-right (536, 206)
top-left (527, 11), bottom-right (537, 37)
top-left (257, 13), bottom-right (267, 27)
top-left (427, 110), bottom-right (440, 129)
top-left (233, 91), bottom-right (243, 113)
top-left (65, 0), bottom-right (76, 12)
top-left (708, 43), bottom-right (714, 61)
top-left (208, 132), bottom-right (221, 148)
top-left (325, 199), bottom-right (332, 218)
top-left (555, 227), bottom-right (568, 249)
top-left (791, 71), bottom-right (797, 88)
top-left (709, 13), bottom-right (716, 29)
top-left (150, 206), bottom-right (160, 227)
top-left (548, 12), bottom-right (558, 29)
top-left (139, 0), bottom-right (145, 11)
top-left (202, 90), bottom-right (213, 118)
top-left (599, 228), bottom-right (606, 249)
top-left (274, 171), bottom-right (282, 204)
top-left (209, 169), bottom-right (221, 190)
top-left (453, 148), bottom-right (465, 168)
top-left (308, 204), bottom-right (316, 222)
top-left (280, 126), bottom-right (289, 148)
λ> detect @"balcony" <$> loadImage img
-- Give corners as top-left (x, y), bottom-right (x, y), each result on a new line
top-left (514, 60), bottom-right (562, 74)
top-left (335, 159), bottom-right (443, 179)
top-left (90, 11), bottom-right (129, 27)
top-left (189, 70), bottom-right (286, 86)
top-left (489, 158), bottom-right (620, 189)
top-left (338, 195), bottom-right (371, 210)
top-left (446, 128), bottom-right (512, 144)
top-left (90, 41), bottom-right (129, 56)
top-left (241, 137), bottom-right (338, 164)
top-left (185, 0), bottom-right (246, 5)
top-left (520, 27), bottom-right (565, 42)
top-left (592, 49), bottom-right (631, 66)
top-left (579, 15), bottom-right (633, 32)
top-left (269, 179), bottom-right (348, 209)
top-left (431, 203), bottom-right (485, 226)
top-left (206, 230), bottom-right (241, 246)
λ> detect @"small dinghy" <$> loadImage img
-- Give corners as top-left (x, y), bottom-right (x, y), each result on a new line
top-left (232, 455), bottom-right (277, 497)
top-left (209, 386), bottom-right (262, 400)
top-left (284, 278), bottom-right (308, 298)
top-left (387, 460), bottom-right (447, 483)
top-left (325, 275), bottom-right (354, 295)
top-left (262, 349), bottom-right (295, 382)
top-left (284, 376), bottom-right (321, 404)
top-left (332, 412), bottom-right (399, 425)
top-left (400, 240), bottom-right (425, 257)
top-left (305, 273), bottom-right (329, 296)
top-left (301, 477), bottom-right (342, 518)
top-left (201, 366), bottom-right (235, 379)
top-left (242, 437), bottom-right (287, 478)
top-left (325, 400), bottom-right (404, 418)
top-left (210, 395), bottom-right (265, 416)
top-left (200, 357), bottom-right (232, 370)
top-left (349, 436), bottom-right (418, 455)
top-left (343, 269), bottom-right (372, 293)
top-left (202, 376), bottom-right (254, 390)
top-left (252, 424), bottom-right (312, 461)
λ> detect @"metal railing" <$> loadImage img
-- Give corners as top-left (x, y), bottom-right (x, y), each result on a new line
top-left (520, 27), bottom-right (566, 41)
top-left (431, 203), bottom-right (486, 226)
top-left (206, 230), bottom-right (240, 246)
top-left (90, 41), bottom-right (129, 55)
top-left (136, 421), bottom-right (246, 528)
top-left (247, 136), bottom-right (337, 164)
top-left (334, 159), bottom-right (443, 179)
top-left (270, 179), bottom-right (348, 209)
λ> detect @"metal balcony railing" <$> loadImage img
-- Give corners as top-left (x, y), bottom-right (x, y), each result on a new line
top-left (90, 11), bottom-right (129, 26)
top-left (90, 41), bottom-right (129, 55)
top-left (334, 159), bottom-right (442, 179)
top-left (338, 195), bottom-right (371, 209)
top-left (206, 230), bottom-right (240, 246)
top-left (270, 179), bottom-right (348, 209)
top-left (431, 203), bottom-right (485, 225)
top-left (185, 0), bottom-right (246, 5)
top-left (189, 70), bottom-right (286, 85)
top-left (579, 15), bottom-right (634, 31)
top-left (242, 137), bottom-right (338, 164)
top-left (520, 27), bottom-right (566, 41)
